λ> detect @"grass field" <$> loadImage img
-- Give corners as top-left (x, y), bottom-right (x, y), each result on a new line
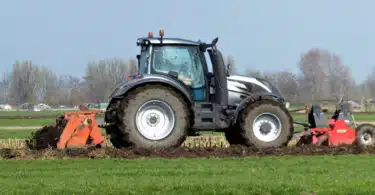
top-left (0, 156), bottom-right (374, 194)
top-left (0, 130), bottom-right (35, 139)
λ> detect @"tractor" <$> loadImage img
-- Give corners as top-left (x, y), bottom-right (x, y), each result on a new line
top-left (103, 30), bottom-right (294, 150)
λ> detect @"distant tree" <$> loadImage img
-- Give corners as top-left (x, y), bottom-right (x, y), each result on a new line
top-left (84, 58), bottom-right (138, 102)
top-left (364, 67), bottom-right (375, 98)
top-left (0, 73), bottom-right (10, 103)
top-left (8, 60), bottom-right (46, 104)
top-left (298, 48), bottom-right (327, 101)
top-left (298, 48), bottom-right (355, 101)
top-left (39, 68), bottom-right (60, 106)
top-left (323, 54), bottom-right (355, 100)
top-left (273, 71), bottom-right (299, 102)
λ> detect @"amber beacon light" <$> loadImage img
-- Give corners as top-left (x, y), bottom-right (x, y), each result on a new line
top-left (159, 29), bottom-right (164, 37)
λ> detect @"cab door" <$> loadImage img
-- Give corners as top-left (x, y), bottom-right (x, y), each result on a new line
top-left (150, 45), bottom-right (207, 101)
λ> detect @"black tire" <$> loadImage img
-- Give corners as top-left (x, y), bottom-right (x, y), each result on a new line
top-left (105, 124), bottom-right (130, 148)
top-left (115, 84), bottom-right (192, 150)
top-left (355, 123), bottom-right (375, 146)
top-left (224, 123), bottom-right (246, 145)
top-left (238, 99), bottom-right (294, 148)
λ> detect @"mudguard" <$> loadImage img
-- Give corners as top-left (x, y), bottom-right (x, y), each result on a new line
top-left (232, 92), bottom-right (286, 125)
top-left (108, 74), bottom-right (193, 104)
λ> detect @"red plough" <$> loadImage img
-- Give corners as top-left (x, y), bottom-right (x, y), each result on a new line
top-left (295, 98), bottom-right (375, 147)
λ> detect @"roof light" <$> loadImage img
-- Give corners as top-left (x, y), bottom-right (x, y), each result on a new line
top-left (159, 29), bottom-right (164, 37)
top-left (148, 32), bottom-right (153, 38)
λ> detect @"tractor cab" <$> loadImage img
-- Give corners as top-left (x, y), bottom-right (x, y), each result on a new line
top-left (136, 30), bottom-right (229, 108)
top-left (134, 30), bottom-right (231, 130)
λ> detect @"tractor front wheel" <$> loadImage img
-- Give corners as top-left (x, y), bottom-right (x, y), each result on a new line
top-left (238, 99), bottom-right (294, 148)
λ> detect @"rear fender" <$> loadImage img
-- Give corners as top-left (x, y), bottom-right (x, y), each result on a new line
top-left (232, 92), bottom-right (285, 125)
top-left (108, 74), bottom-right (193, 107)
top-left (104, 74), bottom-right (193, 124)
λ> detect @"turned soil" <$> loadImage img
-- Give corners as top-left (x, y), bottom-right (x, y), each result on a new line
top-left (1, 144), bottom-right (375, 160)
top-left (10, 124), bottom-right (375, 160)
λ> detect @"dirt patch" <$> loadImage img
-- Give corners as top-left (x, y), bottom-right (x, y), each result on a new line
top-left (25, 126), bottom-right (64, 150)
top-left (1, 145), bottom-right (375, 160)
top-left (24, 115), bottom-right (67, 150)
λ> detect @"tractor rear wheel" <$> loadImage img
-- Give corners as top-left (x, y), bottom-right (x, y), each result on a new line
top-left (114, 84), bottom-right (192, 150)
top-left (355, 123), bottom-right (375, 146)
top-left (238, 99), bottom-right (294, 148)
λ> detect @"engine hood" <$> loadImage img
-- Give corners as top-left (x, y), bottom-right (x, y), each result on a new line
top-left (227, 75), bottom-right (284, 99)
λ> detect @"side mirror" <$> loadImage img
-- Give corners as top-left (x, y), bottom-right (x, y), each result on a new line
top-left (211, 37), bottom-right (218, 45)
top-left (136, 55), bottom-right (140, 69)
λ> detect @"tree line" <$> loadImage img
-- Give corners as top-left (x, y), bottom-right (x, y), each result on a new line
top-left (0, 47), bottom-right (374, 106)
top-left (234, 48), bottom-right (374, 104)
top-left (0, 58), bottom-right (138, 106)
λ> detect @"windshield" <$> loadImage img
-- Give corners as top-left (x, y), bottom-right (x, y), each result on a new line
top-left (150, 45), bottom-right (205, 87)
top-left (138, 45), bottom-right (149, 74)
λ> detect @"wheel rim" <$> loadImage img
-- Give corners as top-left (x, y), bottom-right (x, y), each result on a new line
top-left (135, 99), bottom-right (176, 141)
top-left (252, 112), bottom-right (282, 142)
top-left (360, 131), bottom-right (373, 145)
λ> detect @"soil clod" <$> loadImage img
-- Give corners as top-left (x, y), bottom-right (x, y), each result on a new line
top-left (25, 115), bottom-right (67, 150)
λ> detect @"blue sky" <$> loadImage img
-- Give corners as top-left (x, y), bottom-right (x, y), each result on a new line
top-left (1, 0), bottom-right (374, 84)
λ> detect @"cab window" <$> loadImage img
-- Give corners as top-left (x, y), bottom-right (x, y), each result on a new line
top-left (151, 45), bottom-right (205, 88)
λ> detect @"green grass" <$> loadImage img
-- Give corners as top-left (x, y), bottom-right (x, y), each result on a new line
top-left (0, 111), bottom-right (64, 126)
top-left (0, 128), bottom-right (110, 139)
top-left (0, 110), bottom-right (65, 116)
top-left (0, 156), bottom-right (374, 194)
top-left (0, 130), bottom-right (36, 139)
top-left (0, 118), bottom-right (56, 126)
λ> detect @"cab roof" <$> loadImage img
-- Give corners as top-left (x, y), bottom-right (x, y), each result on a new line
top-left (136, 37), bottom-right (201, 46)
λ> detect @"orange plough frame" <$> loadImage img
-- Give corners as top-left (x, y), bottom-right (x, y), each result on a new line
top-left (56, 110), bottom-right (105, 149)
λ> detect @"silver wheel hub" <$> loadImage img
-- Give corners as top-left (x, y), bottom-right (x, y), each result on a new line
top-left (135, 100), bottom-right (175, 140)
top-left (361, 132), bottom-right (373, 145)
top-left (253, 113), bottom-right (282, 142)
